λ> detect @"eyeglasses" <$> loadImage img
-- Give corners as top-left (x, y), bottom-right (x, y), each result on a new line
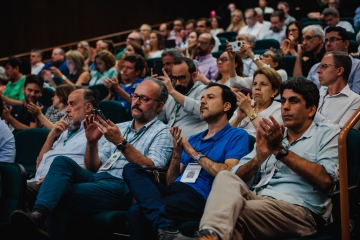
top-left (318, 64), bottom-right (336, 70)
top-left (260, 54), bottom-right (273, 59)
top-left (130, 93), bottom-right (157, 104)
top-left (288, 28), bottom-right (298, 32)
top-left (324, 37), bottom-right (343, 44)
top-left (197, 41), bottom-right (209, 45)
top-left (217, 57), bottom-right (229, 63)
top-left (301, 35), bottom-right (319, 42)
top-left (171, 75), bottom-right (190, 82)
top-left (127, 37), bottom-right (136, 41)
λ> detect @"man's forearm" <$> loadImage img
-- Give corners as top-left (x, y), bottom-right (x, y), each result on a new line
top-left (198, 157), bottom-right (238, 177)
top-left (169, 89), bottom-right (185, 107)
top-left (37, 134), bottom-right (57, 169)
top-left (114, 88), bottom-right (131, 104)
top-left (293, 55), bottom-right (303, 77)
top-left (122, 144), bottom-right (155, 166)
top-left (6, 116), bottom-right (31, 130)
top-left (235, 156), bottom-right (262, 182)
top-left (1, 95), bottom-right (23, 106)
top-left (84, 142), bottom-right (102, 172)
top-left (166, 151), bottom-right (182, 185)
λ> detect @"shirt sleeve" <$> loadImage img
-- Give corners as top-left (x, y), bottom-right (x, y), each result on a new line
top-left (349, 61), bottom-right (360, 94)
top-left (145, 127), bottom-right (174, 167)
top-left (229, 76), bottom-right (252, 89)
top-left (183, 85), bottom-right (206, 116)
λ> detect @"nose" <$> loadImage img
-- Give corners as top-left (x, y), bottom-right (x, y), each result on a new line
top-left (282, 100), bottom-right (290, 110)
top-left (66, 105), bottom-right (71, 113)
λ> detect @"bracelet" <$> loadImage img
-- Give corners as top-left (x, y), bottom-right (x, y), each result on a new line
top-left (249, 113), bottom-right (258, 121)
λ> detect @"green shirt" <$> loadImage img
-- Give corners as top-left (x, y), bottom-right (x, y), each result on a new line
top-left (2, 75), bottom-right (25, 101)
top-left (115, 49), bottom-right (125, 60)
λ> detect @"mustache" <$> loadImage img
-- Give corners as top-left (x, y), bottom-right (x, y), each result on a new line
top-left (132, 105), bottom-right (142, 112)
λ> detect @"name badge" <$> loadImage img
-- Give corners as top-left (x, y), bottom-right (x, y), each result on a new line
top-left (253, 165), bottom-right (276, 188)
top-left (99, 152), bottom-right (121, 171)
top-left (180, 163), bottom-right (202, 183)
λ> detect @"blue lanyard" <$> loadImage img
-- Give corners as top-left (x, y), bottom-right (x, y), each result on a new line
top-left (63, 129), bottom-right (80, 146)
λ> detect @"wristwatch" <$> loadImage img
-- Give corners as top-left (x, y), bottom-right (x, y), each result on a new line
top-left (249, 113), bottom-right (258, 121)
top-left (116, 139), bottom-right (128, 152)
top-left (61, 75), bottom-right (67, 80)
top-left (253, 55), bottom-right (260, 62)
top-left (194, 152), bottom-right (206, 163)
top-left (275, 147), bottom-right (288, 160)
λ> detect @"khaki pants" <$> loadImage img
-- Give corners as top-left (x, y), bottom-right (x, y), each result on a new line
top-left (200, 171), bottom-right (317, 240)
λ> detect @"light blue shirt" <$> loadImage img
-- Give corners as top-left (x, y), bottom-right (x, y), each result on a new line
top-left (242, 56), bottom-right (257, 77)
top-left (231, 122), bottom-right (339, 219)
top-left (30, 123), bottom-right (106, 182)
top-left (307, 55), bottom-right (360, 94)
top-left (89, 67), bottom-right (118, 86)
top-left (0, 119), bottom-right (15, 163)
top-left (97, 118), bottom-right (174, 178)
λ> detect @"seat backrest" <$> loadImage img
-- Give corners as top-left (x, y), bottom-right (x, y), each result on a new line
top-left (39, 87), bottom-right (55, 108)
top-left (14, 128), bottom-right (50, 175)
top-left (284, 55), bottom-right (296, 78)
top-left (346, 129), bottom-right (360, 188)
top-left (301, 20), bottom-right (324, 28)
top-left (253, 39), bottom-right (280, 51)
top-left (88, 84), bottom-right (109, 101)
top-left (216, 31), bottom-right (237, 41)
top-left (218, 37), bottom-right (227, 44)
top-left (0, 162), bottom-right (27, 223)
top-left (211, 51), bottom-right (222, 59)
top-left (349, 40), bottom-right (359, 54)
top-left (99, 100), bottom-right (128, 124)
top-left (218, 43), bottom-right (227, 51)
top-left (248, 135), bottom-right (256, 152)
top-left (347, 31), bottom-right (356, 41)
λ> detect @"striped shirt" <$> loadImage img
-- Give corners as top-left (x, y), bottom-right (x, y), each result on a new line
top-left (97, 118), bottom-right (174, 178)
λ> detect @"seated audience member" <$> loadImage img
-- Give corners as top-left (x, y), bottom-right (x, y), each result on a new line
top-left (238, 8), bottom-right (264, 39)
top-left (195, 33), bottom-right (218, 80)
top-left (1, 57), bottom-right (26, 106)
top-left (89, 50), bottom-right (117, 86)
top-left (235, 34), bottom-right (257, 76)
top-left (116, 31), bottom-right (144, 60)
top-left (226, 9), bottom-right (246, 32)
top-left (76, 41), bottom-right (90, 62)
top-left (184, 19), bottom-right (197, 49)
top-left (104, 54), bottom-right (145, 111)
top-left (39, 48), bottom-right (69, 78)
top-left (258, 0), bottom-right (274, 14)
top-left (156, 48), bottom-right (185, 78)
top-left (43, 50), bottom-right (90, 87)
top-left (351, 31), bottom-right (360, 57)
top-left (27, 84), bottom-right (75, 130)
top-left (157, 57), bottom-right (208, 139)
top-left (308, 27), bottom-right (360, 93)
top-left (230, 68), bottom-right (282, 136)
top-left (315, 51), bottom-right (360, 128)
top-left (170, 18), bottom-right (186, 48)
top-left (145, 30), bottom-right (165, 59)
top-left (196, 18), bottom-right (221, 52)
top-left (261, 10), bottom-right (287, 44)
top-left (293, 25), bottom-right (325, 77)
top-left (355, 6), bottom-right (360, 29)
top-left (124, 82), bottom-right (249, 240)
top-left (1, 75), bottom-right (44, 130)
top-left (30, 49), bottom-right (44, 75)
top-left (307, 0), bottom-right (339, 20)
top-left (277, 1), bottom-right (296, 26)
top-left (0, 66), bottom-right (8, 94)
top-left (159, 23), bottom-right (172, 41)
top-left (178, 77), bottom-right (339, 240)
top-left (11, 79), bottom-right (174, 239)
top-left (323, 8), bottom-right (354, 33)
top-left (117, 41), bottom-right (146, 77)
top-left (228, 3), bottom-right (236, 15)
top-left (185, 31), bottom-right (200, 59)
top-left (281, 21), bottom-right (303, 56)
top-left (25, 88), bottom-right (105, 210)
top-left (254, 7), bottom-right (271, 31)
top-left (0, 101), bottom-right (15, 163)
top-left (230, 46), bottom-right (287, 89)
top-left (140, 23), bottom-right (152, 45)
top-left (210, 16), bottom-right (224, 37)
top-left (87, 39), bottom-right (116, 70)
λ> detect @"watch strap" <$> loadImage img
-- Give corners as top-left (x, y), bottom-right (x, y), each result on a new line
top-left (194, 152), bottom-right (205, 163)
top-left (275, 147), bottom-right (288, 160)
top-left (249, 113), bottom-right (258, 121)
top-left (116, 139), bottom-right (128, 152)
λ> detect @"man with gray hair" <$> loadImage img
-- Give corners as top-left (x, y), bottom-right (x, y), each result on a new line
top-left (293, 25), bottom-right (325, 77)
top-left (140, 23), bottom-right (152, 45)
top-left (235, 34), bottom-right (257, 76)
top-left (39, 47), bottom-right (69, 78)
top-left (323, 7), bottom-right (354, 33)
top-left (30, 49), bottom-right (44, 75)
top-left (157, 48), bottom-right (184, 78)
top-left (254, 7), bottom-right (271, 32)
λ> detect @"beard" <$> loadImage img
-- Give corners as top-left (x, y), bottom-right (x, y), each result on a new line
top-left (175, 80), bottom-right (194, 95)
top-left (196, 47), bottom-right (206, 56)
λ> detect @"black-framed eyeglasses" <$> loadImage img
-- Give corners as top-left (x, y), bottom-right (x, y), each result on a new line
top-left (130, 93), bottom-right (158, 104)
top-left (318, 64), bottom-right (336, 70)
top-left (217, 57), bottom-right (229, 63)
top-left (171, 75), bottom-right (190, 82)
top-left (301, 35), bottom-right (319, 42)
top-left (324, 37), bottom-right (343, 44)
top-left (197, 41), bottom-right (209, 45)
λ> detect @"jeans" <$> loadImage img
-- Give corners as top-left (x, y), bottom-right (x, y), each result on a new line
top-left (35, 156), bottom-right (132, 239)
top-left (123, 162), bottom-right (206, 240)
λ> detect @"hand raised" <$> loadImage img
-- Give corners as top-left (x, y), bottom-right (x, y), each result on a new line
top-left (93, 117), bottom-right (123, 145)
top-left (50, 114), bottom-right (70, 138)
top-left (158, 68), bottom-right (174, 92)
top-left (27, 102), bottom-right (43, 116)
top-left (257, 116), bottom-right (285, 154)
top-left (170, 126), bottom-right (183, 154)
top-left (84, 114), bottom-right (103, 144)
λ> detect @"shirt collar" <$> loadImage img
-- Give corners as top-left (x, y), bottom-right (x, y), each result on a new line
top-left (197, 54), bottom-right (213, 61)
top-left (283, 122), bottom-right (315, 144)
top-left (199, 123), bottom-right (231, 141)
top-left (128, 117), bottom-right (158, 133)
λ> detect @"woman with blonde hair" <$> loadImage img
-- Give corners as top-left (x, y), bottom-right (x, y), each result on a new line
top-left (89, 50), bottom-right (117, 86)
top-left (77, 41), bottom-right (89, 60)
top-left (226, 9), bottom-right (246, 32)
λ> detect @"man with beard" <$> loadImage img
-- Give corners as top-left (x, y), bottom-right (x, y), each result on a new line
top-left (158, 57), bottom-right (208, 139)
top-left (260, 10), bottom-right (286, 44)
top-left (195, 33), bottom-right (218, 80)
top-left (123, 82), bottom-right (249, 240)
top-left (1, 75), bottom-right (45, 130)
top-left (11, 79), bottom-right (174, 239)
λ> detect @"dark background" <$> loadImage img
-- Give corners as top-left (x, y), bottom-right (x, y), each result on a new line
top-left (0, 0), bottom-right (357, 58)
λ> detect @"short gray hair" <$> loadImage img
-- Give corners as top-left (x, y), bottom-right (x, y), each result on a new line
top-left (161, 48), bottom-right (184, 61)
top-left (144, 77), bottom-right (168, 103)
top-left (246, 34), bottom-right (256, 43)
top-left (302, 25), bottom-right (325, 39)
top-left (323, 7), bottom-right (339, 17)
top-left (254, 7), bottom-right (263, 16)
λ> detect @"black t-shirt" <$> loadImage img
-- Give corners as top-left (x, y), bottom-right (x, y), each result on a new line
top-left (302, 46), bottom-right (326, 77)
top-left (11, 105), bottom-right (35, 126)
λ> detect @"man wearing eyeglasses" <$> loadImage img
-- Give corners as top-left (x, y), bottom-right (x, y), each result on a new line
top-left (260, 10), bottom-right (286, 44)
top-left (195, 33), bottom-right (218, 80)
top-left (323, 8), bottom-right (354, 33)
top-left (11, 78), bottom-right (174, 239)
top-left (115, 31), bottom-right (144, 60)
top-left (307, 27), bottom-right (360, 94)
top-left (314, 51), bottom-right (360, 129)
top-left (196, 18), bottom-right (221, 52)
top-left (157, 57), bottom-right (208, 139)
top-left (293, 25), bottom-right (325, 77)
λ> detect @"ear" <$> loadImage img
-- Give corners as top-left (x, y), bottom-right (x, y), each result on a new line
top-left (308, 105), bottom-right (317, 119)
top-left (337, 66), bottom-right (345, 77)
top-left (155, 101), bottom-right (165, 114)
top-left (272, 88), bottom-right (278, 97)
top-left (85, 102), bottom-right (93, 113)
top-left (223, 102), bottom-right (231, 112)
top-left (343, 40), bottom-right (350, 51)
top-left (191, 72), bottom-right (197, 83)
top-left (135, 70), bottom-right (141, 76)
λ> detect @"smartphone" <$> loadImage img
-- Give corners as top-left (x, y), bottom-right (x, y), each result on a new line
top-left (237, 88), bottom-right (252, 98)
top-left (193, 60), bottom-right (198, 74)
top-left (165, 39), bottom-right (176, 48)
top-left (91, 107), bottom-right (107, 121)
top-left (230, 41), bottom-right (242, 52)
top-left (152, 60), bottom-right (164, 76)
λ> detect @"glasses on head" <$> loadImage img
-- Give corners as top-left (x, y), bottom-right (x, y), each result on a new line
top-left (171, 75), bottom-right (190, 82)
top-left (197, 41), bottom-right (209, 45)
top-left (318, 64), bottom-right (336, 70)
top-left (260, 54), bottom-right (273, 59)
top-left (324, 37), bottom-right (343, 44)
top-left (217, 57), bottom-right (229, 63)
top-left (301, 35), bottom-right (319, 42)
top-left (130, 93), bottom-right (157, 104)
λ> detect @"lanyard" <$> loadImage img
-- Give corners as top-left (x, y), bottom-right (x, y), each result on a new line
top-left (63, 129), bottom-right (79, 146)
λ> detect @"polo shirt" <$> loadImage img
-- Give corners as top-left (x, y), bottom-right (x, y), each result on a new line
top-left (174, 124), bottom-right (249, 200)
top-left (10, 105), bottom-right (35, 126)
top-left (114, 77), bottom-right (144, 111)
top-left (2, 75), bottom-right (25, 101)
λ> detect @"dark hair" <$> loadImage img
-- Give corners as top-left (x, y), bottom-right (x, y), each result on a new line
top-left (144, 77), bottom-right (169, 103)
top-left (286, 21), bottom-right (303, 42)
top-left (325, 26), bottom-right (350, 42)
top-left (174, 18), bottom-right (185, 26)
top-left (210, 16), bottom-right (222, 25)
top-left (245, 8), bottom-right (257, 17)
top-left (324, 51), bottom-right (352, 82)
top-left (21, 57), bottom-right (31, 75)
top-left (198, 18), bottom-right (212, 28)
top-left (150, 30), bottom-right (165, 50)
top-left (266, 48), bottom-right (284, 70)
top-left (55, 84), bottom-right (75, 105)
top-left (124, 54), bottom-right (146, 73)
top-left (278, 1), bottom-right (289, 8)
top-left (83, 88), bottom-right (100, 108)
top-left (0, 98), bottom-right (3, 116)
top-left (280, 77), bottom-right (319, 118)
top-left (161, 48), bottom-right (184, 60)
top-left (4, 57), bottom-right (23, 73)
top-left (102, 39), bottom-right (115, 55)
top-left (215, 51), bottom-right (244, 81)
top-left (205, 82), bottom-right (237, 120)
top-left (127, 42), bottom-right (145, 58)
top-left (271, 10), bottom-right (285, 22)
top-left (173, 57), bottom-right (196, 74)
top-left (95, 50), bottom-right (116, 71)
top-left (24, 74), bottom-right (44, 92)
top-left (30, 48), bottom-right (43, 59)
top-left (186, 19), bottom-right (197, 27)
